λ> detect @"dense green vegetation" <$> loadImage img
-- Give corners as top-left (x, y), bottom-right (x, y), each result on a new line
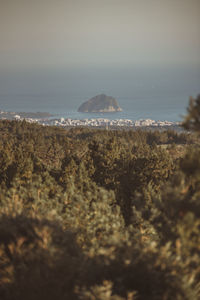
top-left (0, 97), bottom-right (200, 299)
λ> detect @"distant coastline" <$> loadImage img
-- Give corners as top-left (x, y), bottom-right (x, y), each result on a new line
top-left (0, 109), bottom-right (182, 131)
top-left (0, 110), bottom-right (53, 120)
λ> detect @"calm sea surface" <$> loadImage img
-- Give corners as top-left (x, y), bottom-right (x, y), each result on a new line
top-left (0, 65), bottom-right (199, 122)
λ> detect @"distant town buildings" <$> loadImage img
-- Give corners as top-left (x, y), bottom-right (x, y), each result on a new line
top-left (42, 117), bottom-right (179, 128)
top-left (0, 110), bottom-right (180, 129)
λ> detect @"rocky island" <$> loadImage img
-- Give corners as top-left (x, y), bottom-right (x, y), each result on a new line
top-left (78, 94), bottom-right (122, 113)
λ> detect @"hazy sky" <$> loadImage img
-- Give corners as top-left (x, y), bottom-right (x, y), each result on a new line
top-left (0, 0), bottom-right (200, 69)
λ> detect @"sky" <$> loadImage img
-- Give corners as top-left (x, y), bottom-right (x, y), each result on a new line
top-left (0, 0), bottom-right (200, 69)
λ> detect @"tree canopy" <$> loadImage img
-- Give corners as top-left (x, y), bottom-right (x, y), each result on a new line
top-left (0, 96), bottom-right (200, 299)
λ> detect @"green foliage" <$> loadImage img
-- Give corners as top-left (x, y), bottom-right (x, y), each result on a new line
top-left (183, 94), bottom-right (200, 133)
top-left (0, 103), bottom-right (200, 300)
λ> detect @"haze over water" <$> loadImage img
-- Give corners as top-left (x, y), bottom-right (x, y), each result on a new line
top-left (0, 64), bottom-right (200, 122)
top-left (0, 0), bottom-right (200, 122)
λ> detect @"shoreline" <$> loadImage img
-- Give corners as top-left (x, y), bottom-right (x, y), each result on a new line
top-left (0, 110), bottom-right (182, 131)
top-left (0, 110), bottom-right (53, 119)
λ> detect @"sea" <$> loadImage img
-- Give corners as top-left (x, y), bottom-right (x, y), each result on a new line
top-left (0, 64), bottom-right (199, 122)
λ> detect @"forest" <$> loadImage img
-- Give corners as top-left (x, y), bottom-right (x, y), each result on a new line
top-left (0, 95), bottom-right (200, 300)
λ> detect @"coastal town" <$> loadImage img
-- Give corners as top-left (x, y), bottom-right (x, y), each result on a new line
top-left (48, 117), bottom-right (179, 128)
top-left (0, 110), bottom-right (181, 129)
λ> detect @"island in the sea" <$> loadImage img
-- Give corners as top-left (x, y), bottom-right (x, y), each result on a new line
top-left (78, 94), bottom-right (122, 113)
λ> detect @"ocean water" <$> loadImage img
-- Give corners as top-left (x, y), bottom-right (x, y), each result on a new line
top-left (0, 65), bottom-right (199, 122)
